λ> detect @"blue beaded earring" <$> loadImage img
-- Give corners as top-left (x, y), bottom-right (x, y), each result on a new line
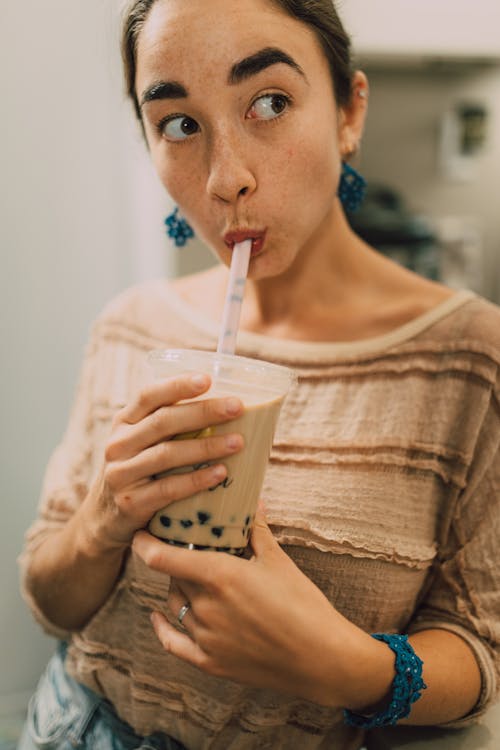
top-left (165, 207), bottom-right (195, 247)
top-left (338, 162), bottom-right (367, 212)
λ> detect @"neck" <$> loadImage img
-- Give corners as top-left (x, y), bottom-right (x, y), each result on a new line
top-left (172, 202), bottom-right (452, 343)
top-left (240, 206), bottom-right (384, 335)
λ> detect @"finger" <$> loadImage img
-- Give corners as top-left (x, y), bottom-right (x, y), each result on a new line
top-left (120, 373), bottom-right (211, 424)
top-left (109, 431), bottom-right (244, 488)
top-left (249, 505), bottom-right (279, 559)
top-left (133, 530), bottom-right (237, 586)
top-left (150, 612), bottom-right (208, 671)
top-left (167, 585), bottom-right (195, 631)
top-left (113, 462), bottom-right (228, 522)
top-left (107, 395), bottom-right (244, 461)
top-left (169, 576), bottom-right (202, 603)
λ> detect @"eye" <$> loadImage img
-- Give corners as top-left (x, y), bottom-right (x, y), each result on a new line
top-left (160, 115), bottom-right (199, 141)
top-left (248, 93), bottom-right (290, 121)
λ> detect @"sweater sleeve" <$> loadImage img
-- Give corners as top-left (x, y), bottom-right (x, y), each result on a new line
top-left (407, 376), bottom-right (500, 727)
top-left (18, 323), bottom-right (101, 640)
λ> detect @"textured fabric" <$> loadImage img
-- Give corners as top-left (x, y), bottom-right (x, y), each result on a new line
top-left (19, 280), bottom-right (500, 750)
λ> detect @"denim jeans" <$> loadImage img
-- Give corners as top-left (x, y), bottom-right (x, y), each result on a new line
top-left (18, 642), bottom-right (185, 750)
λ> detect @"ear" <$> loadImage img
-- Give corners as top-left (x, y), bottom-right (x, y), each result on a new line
top-left (338, 71), bottom-right (369, 159)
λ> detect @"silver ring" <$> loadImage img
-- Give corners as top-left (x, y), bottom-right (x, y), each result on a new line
top-left (177, 602), bottom-right (191, 625)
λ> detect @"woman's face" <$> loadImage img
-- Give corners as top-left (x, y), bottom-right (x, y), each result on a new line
top-left (136, 0), bottom-right (356, 278)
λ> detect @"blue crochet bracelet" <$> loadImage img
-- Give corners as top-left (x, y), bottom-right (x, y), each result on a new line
top-left (343, 634), bottom-right (427, 729)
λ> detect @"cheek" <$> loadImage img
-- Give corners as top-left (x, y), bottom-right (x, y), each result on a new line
top-left (149, 146), bottom-right (200, 206)
top-left (274, 131), bottom-right (340, 204)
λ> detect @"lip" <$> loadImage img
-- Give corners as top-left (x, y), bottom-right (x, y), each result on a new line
top-left (223, 229), bottom-right (267, 256)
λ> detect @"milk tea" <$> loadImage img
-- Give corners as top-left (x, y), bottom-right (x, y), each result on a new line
top-left (147, 350), bottom-right (295, 554)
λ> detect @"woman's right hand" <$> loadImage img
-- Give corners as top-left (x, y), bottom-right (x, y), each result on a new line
top-left (86, 373), bottom-right (244, 552)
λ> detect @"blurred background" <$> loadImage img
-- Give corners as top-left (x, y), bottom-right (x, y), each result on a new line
top-left (1, 0), bottom-right (499, 745)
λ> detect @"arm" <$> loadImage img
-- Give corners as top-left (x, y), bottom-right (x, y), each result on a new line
top-left (402, 629), bottom-right (481, 724)
top-left (132, 503), bottom-right (494, 725)
top-left (22, 372), bottom-right (245, 632)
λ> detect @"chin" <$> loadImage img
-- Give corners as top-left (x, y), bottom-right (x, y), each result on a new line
top-left (246, 251), bottom-right (294, 281)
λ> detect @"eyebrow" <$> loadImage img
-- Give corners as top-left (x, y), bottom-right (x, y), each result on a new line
top-left (141, 80), bottom-right (188, 107)
top-left (140, 47), bottom-right (305, 108)
top-left (228, 46), bottom-right (306, 85)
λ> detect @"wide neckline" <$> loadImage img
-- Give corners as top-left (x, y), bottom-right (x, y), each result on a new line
top-left (162, 281), bottom-right (476, 361)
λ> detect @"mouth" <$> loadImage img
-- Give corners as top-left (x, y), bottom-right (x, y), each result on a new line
top-left (223, 229), bottom-right (267, 256)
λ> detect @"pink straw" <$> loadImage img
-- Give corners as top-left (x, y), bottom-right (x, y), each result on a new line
top-left (217, 240), bottom-right (252, 354)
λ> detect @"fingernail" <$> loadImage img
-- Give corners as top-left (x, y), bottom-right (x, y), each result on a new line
top-left (225, 397), bottom-right (242, 415)
top-left (191, 374), bottom-right (208, 390)
top-left (211, 465), bottom-right (226, 481)
top-left (226, 434), bottom-right (243, 451)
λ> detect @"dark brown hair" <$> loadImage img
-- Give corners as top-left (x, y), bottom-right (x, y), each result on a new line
top-left (121, 0), bottom-right (354, 123)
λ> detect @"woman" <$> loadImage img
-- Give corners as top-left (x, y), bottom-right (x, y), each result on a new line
top-left (19, 0), bottom-right (500, 748)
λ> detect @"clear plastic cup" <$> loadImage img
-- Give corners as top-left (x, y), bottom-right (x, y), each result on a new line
top-left (147, 349), bottom-right (296, 554)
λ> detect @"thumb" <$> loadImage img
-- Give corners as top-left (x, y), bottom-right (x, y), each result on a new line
top-left (249, 503), bottom-right (279, 558)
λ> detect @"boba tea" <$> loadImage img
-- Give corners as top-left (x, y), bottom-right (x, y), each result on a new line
top-left (148, 349), bottom-right (295, 553)
top-left (148, 240), bottom-right (295, 553)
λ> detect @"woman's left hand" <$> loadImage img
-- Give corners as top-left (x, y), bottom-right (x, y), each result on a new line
top-left (132, 508), bottom-right (371, 706)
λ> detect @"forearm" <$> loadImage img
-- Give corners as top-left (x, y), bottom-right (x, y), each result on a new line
top-left (401, 629), bottom-right (482, 725)
top-left (24, 474), bottom-right (127, 631)
top-left (326, 627), bottom-right (482, 726)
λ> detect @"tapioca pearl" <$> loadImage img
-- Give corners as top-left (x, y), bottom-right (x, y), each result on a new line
top-left (180, 519), bottom-right (194, 529)
top-left (246, 528), bottom-right (251, 539)
top-left (160, 516), bottom-right (172, 528)
top-left (230, 515), bottom-right (236, 523)
top-left (197, 511), bottom-right (211, 525)
top-left (211, 527), bottom-right (225, 539)
top-left (245, 515), bottom-right (251, 526)
top-left (242, 528), bottom-right (246, 537)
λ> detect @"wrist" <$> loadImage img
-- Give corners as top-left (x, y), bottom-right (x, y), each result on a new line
top-left (333, 627), bottom-right (394, 709)
top-left (340, 629), bottom-right (395, 712)
top-left (299, 614), bottom-right (394, 709)
top-left (344, 634), bottom-right (427, 728)
top-left (77, 473), bottom-right (130, 559)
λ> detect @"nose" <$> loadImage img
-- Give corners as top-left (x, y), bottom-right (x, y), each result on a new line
top-left (205, 130), bottom-right (257, 204)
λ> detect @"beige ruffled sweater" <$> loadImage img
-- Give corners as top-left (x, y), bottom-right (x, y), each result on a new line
top-left (20, 282), bottom-right (500, 750)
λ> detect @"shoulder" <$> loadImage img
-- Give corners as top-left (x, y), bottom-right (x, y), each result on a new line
top-left (78, 280), bottom-right (182, 356)
top-left (87, 275), bottom-right (220, 351)
top-left (95, 279), bottom-right (171, 326)
top-left (90, 278), bottom-right (190, 346)
top-left (419, 293), bottom-right (500, 403)
top-left (415, 292), bottom-right (500, 366)
top-left (448, 294), bottom-right (500, 362)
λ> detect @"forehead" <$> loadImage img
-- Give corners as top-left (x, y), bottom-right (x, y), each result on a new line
top-left (136, 0), bottom-right (326, 85)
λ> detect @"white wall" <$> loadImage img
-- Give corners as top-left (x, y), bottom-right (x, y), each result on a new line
top-left (341, 0), bottom-right (500, 59)
top-left (0, 0), bottom-right (170, 711)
